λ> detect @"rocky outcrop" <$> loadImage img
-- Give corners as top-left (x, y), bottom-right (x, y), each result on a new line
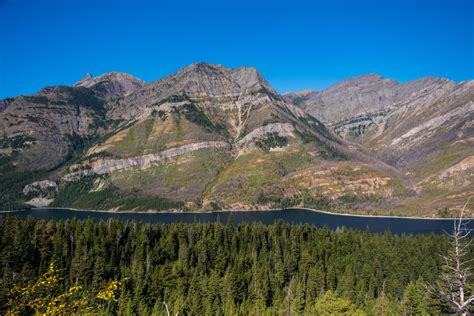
top-left (439, 155), bottom-right (474, 179)
top-left (74, 72), bottom-right (144, 100)
top-left (23, 180), bottom-right (58, 195)
top-left (369, 80), bottom-right (474, 168)
top-left (284, 74), bottom-right (399, 123)
top-left (74, 73), bottom-right (93, 86)
top-left (330, 109), bottom-right (391, 140)
top-left (108, 63), bottom-right (277, 120)
top-left (23, 180), bottom-right (57, 208)
top-left (391, 101), bottom-right (474, 147)
top-left (285, 75), bottom-right (471, 167)
top-left (25, 198), bottom-right (54, 208)
top-left (62, 141), bottom-right (230, 181)
top-left (284, 75), bottom-right (457, 147)
top-left (285, 75), bottom-right (454, 126)
top-left (0, 86), bottom-right (108, 171)
top-left (237, 123), bottom-right (295, 147)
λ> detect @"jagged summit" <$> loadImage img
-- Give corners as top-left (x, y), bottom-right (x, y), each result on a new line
top-left (283, 73), bottom-right (457, 124)
top-left (145, 62), bottom-right (276, 98)
top-left (74, 71), bottom-right (142, 86)
top-left (76, 73), bottom-right (93, 84)
top-left (71, 63), bottom-right (273, 104)
top-left (73, 71), bottom-right (144, 99)
top-left (108, 63), bottom-right (280, 120)
top-left (183, 62), bottom-right (225, 71)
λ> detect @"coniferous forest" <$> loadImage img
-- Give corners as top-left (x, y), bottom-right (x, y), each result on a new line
top-left (0, 216), bottom-right (472, 315)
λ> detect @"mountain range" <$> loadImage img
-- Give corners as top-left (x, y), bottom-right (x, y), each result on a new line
top-left (1, 63), bottom-right (472, 217)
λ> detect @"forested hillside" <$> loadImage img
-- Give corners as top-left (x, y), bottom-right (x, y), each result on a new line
top-left (1, 217), bottom-right (471, 315)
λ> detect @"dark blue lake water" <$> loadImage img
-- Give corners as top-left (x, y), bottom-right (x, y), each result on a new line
top-left (1, 208), bottom-right (470, 235)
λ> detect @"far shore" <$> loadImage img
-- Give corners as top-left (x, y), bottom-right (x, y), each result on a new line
top-left (0, 206), bottom-right (470, 221)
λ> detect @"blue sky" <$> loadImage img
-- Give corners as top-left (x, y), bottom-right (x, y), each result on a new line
top-left (0, 0), bottom-right (472, 98)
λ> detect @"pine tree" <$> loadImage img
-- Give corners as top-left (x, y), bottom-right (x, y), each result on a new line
top-left (312, 290), bottom-right (366, 316)
top-left (401, 278), bottom-right (432, 315)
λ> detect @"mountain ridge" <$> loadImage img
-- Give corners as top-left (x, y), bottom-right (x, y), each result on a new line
top-left (1, 63), bottom-right (472, 217)
top-left (285, 74), bottom-right (473, 216)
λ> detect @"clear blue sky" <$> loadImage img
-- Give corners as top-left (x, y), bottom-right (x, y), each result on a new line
top-left (0, 0), bottom-right (472, 98)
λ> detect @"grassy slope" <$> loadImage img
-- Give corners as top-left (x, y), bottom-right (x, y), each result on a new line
top-left (19, 94), bottom-right (462, 216)
top-left (90, 109), bottom-right (225, 159)
top-left (203, 143), bottom-right (407, 213)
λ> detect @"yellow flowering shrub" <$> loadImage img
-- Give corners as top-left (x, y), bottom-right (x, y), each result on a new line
top-left (96, 280), bottom-right (122, 302)
top-left (4, 261), bottom-right (123, 315)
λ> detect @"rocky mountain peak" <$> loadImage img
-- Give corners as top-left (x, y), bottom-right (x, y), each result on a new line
top-left (108, 63), bottom-right (284, 123)
top-left (120, 63), bottom-right (277, 114)
top-left (73, 71), bottom-right (145, 100)
top-left (184, 62), bottom-right (224, 72)
top-left (325, 73), bottom-right (397, 93)
top-left (72, 73), bottom-right (94, 88)
top-left (284, 73), bottom-right (458, 125)
top-left (79, 73), bottom-right (93, 82)
top-left (231, 66), bottom-right (276, 94)
top-left (164, 62), bottom-right (275, 96)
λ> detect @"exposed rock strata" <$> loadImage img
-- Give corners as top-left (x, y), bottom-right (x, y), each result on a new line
top-left (62, 141), bottom-right (230, 181)
top-left (2, 62), bottom-right (471, 215)
top-left (391, 101), bottom-right (474, 147)
top-left (74, 72), bottom-right (145, 99)
top-left (237, 123), bottom-right (295, 147)
top-left (23, 180), bottom-right (58, 194)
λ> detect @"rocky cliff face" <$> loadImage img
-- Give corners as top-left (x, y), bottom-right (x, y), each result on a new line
top-left (0, 72), bottom-right (145, 173)
top-left (0, 87), bottom-right (106, 171)
top-left (284, 75), bottom-right (456, 141)
top-left (108, 63), bottom-right (277, 121)
top-left (1, 63), bottom-right (471, 216)
top-left (286, 75), bottom-right (473, 215)
top-left (284, 74), bottom-right (399, 123)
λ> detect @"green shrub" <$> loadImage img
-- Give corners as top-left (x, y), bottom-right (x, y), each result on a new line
top-left (255, 132), bottom-right (288, 151)
top-left (0, 135), bottom-right (35, 149)
top-left (51, 176), bottom-right (182, 211)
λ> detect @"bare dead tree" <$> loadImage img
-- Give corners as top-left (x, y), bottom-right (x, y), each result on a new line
top-left (430, 199), bottom-right (474, 315)
top-left (163, 301), bottom-right (178, 316)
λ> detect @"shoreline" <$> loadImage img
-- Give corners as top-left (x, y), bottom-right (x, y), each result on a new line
top-left (0, 206), bottom-right (469, 221)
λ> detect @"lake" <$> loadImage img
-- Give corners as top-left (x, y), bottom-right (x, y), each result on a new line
top-left (1, 208), bottom-right (471, 234)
